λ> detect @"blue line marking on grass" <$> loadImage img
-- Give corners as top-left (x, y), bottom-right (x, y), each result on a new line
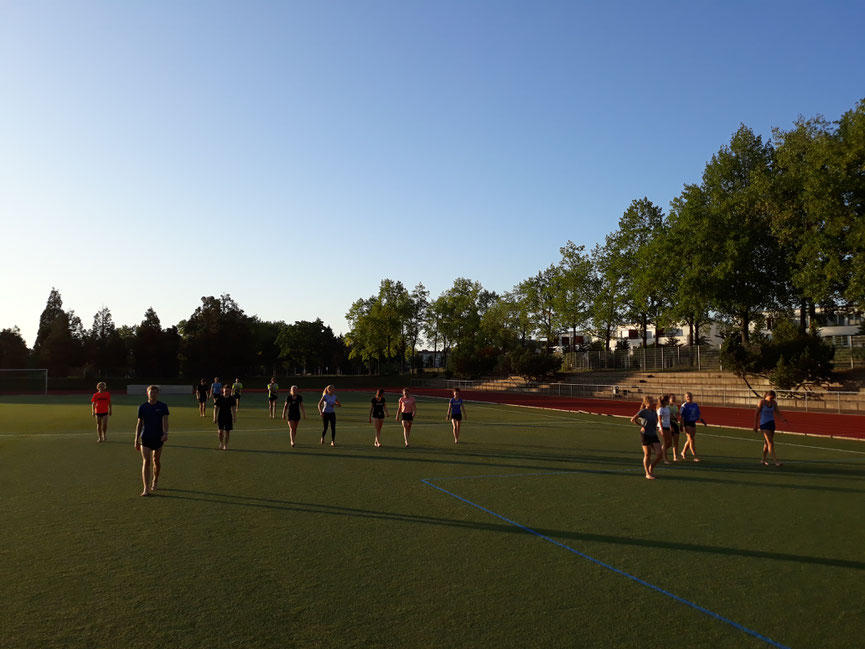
top-left (421, 476), bottom-right (792, 649)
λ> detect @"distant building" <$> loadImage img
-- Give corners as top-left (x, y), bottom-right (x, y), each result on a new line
top-left (416, 349), bottom-right (445, 368)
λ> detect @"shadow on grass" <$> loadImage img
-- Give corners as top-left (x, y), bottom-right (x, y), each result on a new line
top-left (166, 442), bottom-right (865, 495)
top-left (154, 487), bottom-right (865, 571)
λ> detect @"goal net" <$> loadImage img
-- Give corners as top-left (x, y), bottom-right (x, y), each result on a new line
top-left (0, 369), bottom-right (48, 395)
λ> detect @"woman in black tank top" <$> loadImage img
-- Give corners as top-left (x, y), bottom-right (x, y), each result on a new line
top-left (368, 388), bottom-right (390, 447)
top-left (281, 386), bottom-right (306, 447)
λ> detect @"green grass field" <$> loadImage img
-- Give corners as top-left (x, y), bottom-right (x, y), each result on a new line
top-left (2, 391), bottom-right (864, 649)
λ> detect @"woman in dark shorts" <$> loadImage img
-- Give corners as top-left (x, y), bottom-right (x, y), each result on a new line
top-left (91, 381), bottom-right (112, 442)
top-left (446, 388), bottom-right (467, 444)
top-left (213, 389), bottom-right (237, 450)
top-left (267, 377), bottom-right (279, 418)
top-left (680, 391), bottom-right (706, 462)
top-left (282, 385), bottom-right (306, 447)
top-left (396, 388), bottom-right (417, 447)
top-left (134, 385), bottom-right (169, 496)
top-left (630, 395), bottom-right (663, 480)
top-left (754, 390), bottom-right (788, 467)
top-left (368, 388), bottom-right (390, 447)
top-left (195, 379), bottom-right (208, 417)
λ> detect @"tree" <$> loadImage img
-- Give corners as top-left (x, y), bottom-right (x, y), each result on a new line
top-left (132, 308), bottom-right (180, 378)
top-left (554, 242), bottom-right (593, 351)
top-left (251, 318), bottom-right (285, 376)
top-left (587, 242), bottom-right (627, 351)
top-left (693, 125), bottom-right (787, 342)
top-left (344, 279), bottom-right (413, 374)
top-left (606, 197), bottom-right (669, 348)
top-left (86, 307), bottom-right (126, 376)
top-left (180, 295), bottom-right (256, 378)
top-left (0, 327), bottom-right (30, 368)
top-left (404, 283), bottom-right (429, 371)
top-left (277, 319), bottom-right (340, 374)
top-left (32, 289), bottom-right (84, 376)
top-left (516, 266), bottom-right (559, 348)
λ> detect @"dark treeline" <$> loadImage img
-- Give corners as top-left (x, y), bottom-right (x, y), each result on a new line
top-left (0, 289), bottom-right (354, 379)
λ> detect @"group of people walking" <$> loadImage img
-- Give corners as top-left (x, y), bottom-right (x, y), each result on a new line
top-left (630, 390), bottom-right (789, 480)
top-left (87, 379), bottom-right (792, 495)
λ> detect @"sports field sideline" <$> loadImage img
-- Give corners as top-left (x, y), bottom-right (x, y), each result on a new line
top-left (2, 390), bottom-right (864, 648)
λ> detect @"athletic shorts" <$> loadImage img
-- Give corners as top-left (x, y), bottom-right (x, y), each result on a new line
top-left (268, 395), bottom-right (278, 402)
top-left (451, 413), bottom-right (462, 421)
top-left (95, 412), bottom-right (109, 418)
top-left (218, 420), bottom-right (234, 431)
top-left (233, 393), bottom-right (241, 400)
top-left (371, 414), bottom-right (385, 420)
top-left (683, 420), bottom-right (697, 429)
top-left (641, 433), bottom-right (661, 446)
top-left (670, 420), bottom-right (680, 434)
top-left (140, 435), bottom-right (164, 450)
top-left (198, 397), bottom-right (207, 404)
top-left (401, 412), bottom-right (414, 421)
top-left (759, 421), bottom-right (776, 432)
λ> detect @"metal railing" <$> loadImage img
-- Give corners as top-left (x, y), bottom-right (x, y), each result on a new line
top-left (411, 377), bottom-right (865, 414)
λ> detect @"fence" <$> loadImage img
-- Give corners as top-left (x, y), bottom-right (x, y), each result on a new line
top-left (561, 337), bottom-right (865, 373)
top-left (561, 346), bottom-right (722, 372)
top-left (411, 377), bottom-right (865, 414)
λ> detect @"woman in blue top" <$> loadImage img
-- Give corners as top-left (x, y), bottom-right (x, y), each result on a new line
top-left (680, 391), bottom-right (706, 462)
top-left (630, 395), bottom-right (663, 480)
top-left (446, 388), bottom-right (467, 444)
top-left (754, 390), bottom-right (788, 467)
top-left (318, 385), bottom-right (341, 447)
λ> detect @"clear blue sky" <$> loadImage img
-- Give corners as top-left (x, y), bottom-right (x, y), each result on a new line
top-left (2, 1), bottom-right (864, 346)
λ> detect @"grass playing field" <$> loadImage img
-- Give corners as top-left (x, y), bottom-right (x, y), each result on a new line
top-left (2, 390), bottom-right (864, 649)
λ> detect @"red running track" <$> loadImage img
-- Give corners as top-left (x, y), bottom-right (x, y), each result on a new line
top-left (408, 388), bottom-right (865, 441)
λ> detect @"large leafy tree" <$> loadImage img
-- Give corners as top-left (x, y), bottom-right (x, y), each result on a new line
top-left (553, 241), bottom-right (593, 351)
top-left (133, 308), bottom-right (180, 378)
top-left (0, 327), bottom-right (30, 368)
top-left (516, 266), bottom-right (559, 348)
top-left (587, 242), bottom-right (627, 350)
top-left (277, 319), bottom-right (340, 374)
top-left (344, 279), bottom-right (413, 374)
top-left (32, 288), bottom-right (84, 376)
top-left (695, 125), bottom-right (787, 341)
top-left (180, 295), bottom-right (255, 378)
top-left (86, 307), bottom-right (127, 376)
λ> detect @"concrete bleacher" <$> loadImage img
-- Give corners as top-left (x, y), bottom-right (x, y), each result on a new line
top-left (470, 371), bottom-right (865, 415)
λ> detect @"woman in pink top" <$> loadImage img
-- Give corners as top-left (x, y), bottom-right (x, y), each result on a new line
top-left (395, 387), bottom-right (417, 447)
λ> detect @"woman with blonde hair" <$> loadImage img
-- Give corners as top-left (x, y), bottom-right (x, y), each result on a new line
top-left (318, 385), bottom-right (341, 446)
top-left (90, 382), bottom-right (112, 442)
top-left (282, 385), bottom-right (306, 447)
top-left (630, 395), bottom-right (663, 479)
top-left (754, 390), bottom-right (788, 467)
top-left (396, 387), bottom-right (417, 447)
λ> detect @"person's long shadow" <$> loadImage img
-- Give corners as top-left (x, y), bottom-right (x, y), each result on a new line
top-left (167, 444), bottom-right (865, 495)
top-left (155, 487), bottom-right (865, 571)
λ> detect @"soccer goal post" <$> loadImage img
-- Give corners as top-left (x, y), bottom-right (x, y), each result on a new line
top-left (0, 369), bottom-right (48, 395)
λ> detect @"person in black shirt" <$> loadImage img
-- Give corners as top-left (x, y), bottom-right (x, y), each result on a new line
top-left (368, 388), bottom-right (390, 447)
top-left (134, 385), bottom-right (169, 496)
top-left (213, 391), bottom-right (238, 450)
top-left (281, 386), bottom-right (306, 447)
top-left (194, 379), bottom-right (209, 417)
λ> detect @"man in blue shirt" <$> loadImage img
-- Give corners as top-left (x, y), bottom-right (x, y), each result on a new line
top-left (135, 385), bottom-right (170, 496)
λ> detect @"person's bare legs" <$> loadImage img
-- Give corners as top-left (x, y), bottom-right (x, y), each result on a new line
top-left (671, 432), bottom-right (680, 461)
top-left (289, 420), bottom-right (298, 447)
top-left (762, 430), bottom-right (781, 466)
top-left (151, 448), bottom-right (162, 490)
top-left (217, 429), bottom-right (224, 450)
top-left (140, 447), bottom-right (152, 496)
top-left (651, 443), bottom-right (663, 474)
top-left (642, 445), bottom-right (654, 479)
top-left (222, 429), bottom-right (230, 450)
top-left (403, 421), bottom-right (412, 447)
top-left (374, 419), bottom-right (383, 446)
top-left (658, 429), bottom-right (671, 464)
top-left (452, 420), bottom-right (461, 444)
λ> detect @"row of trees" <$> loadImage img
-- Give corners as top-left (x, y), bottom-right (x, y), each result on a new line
top-left (0, 289), bottom-right (352, 378)
top-left (345, 98), bottom-right (865, 380)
